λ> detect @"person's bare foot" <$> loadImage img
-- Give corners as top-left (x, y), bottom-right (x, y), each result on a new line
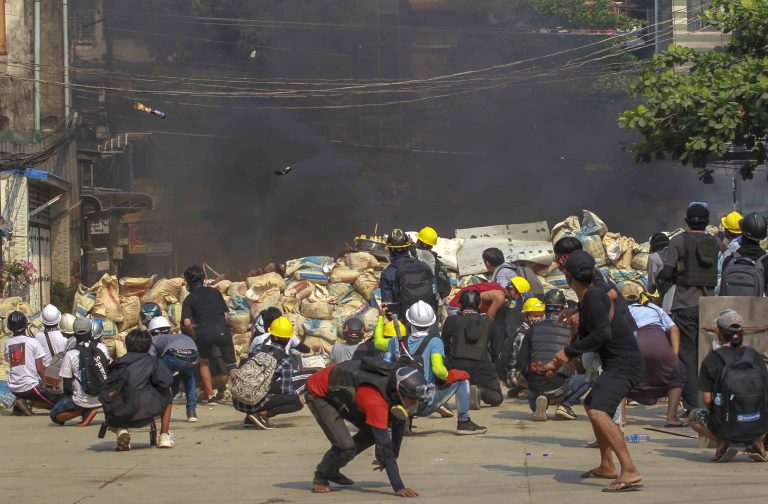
top-left (613, 470), bottom-right (642, 486)
top-left (312, 481), bottom-right (332, 493)
top-left (581, 467), bottom-right (618, 479)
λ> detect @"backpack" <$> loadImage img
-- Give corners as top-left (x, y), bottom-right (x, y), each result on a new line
top-left (77, 343), bottom-right (110, 396)
top-left (396, 335), bottom-right (435, 375)
top-left (677, 232), bottom-right (719, 287)
top-left (41, 331), bottom-right (65, 395)
top-left (498, 264), bottom-right (544, 298)
top-left (396, 258), bottom-right (437, 313)
top-left (231, 351), bottom-right (278, 406)
top-left (99, 364), bottom-right (140, 425)
top-left (433, 254), bottom-right (453, 299)
top-left (720, 252), bottom-right (767, 297)
top-left (710, 347), bottom-right (768, 443)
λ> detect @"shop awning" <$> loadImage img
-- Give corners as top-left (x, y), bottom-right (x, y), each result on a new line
top-left (81, 190), bottom-right (153, 213)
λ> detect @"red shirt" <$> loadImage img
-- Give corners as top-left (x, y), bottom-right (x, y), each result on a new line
top-left (448, 282), bottom-right (505, 313)
top-left (306, 365), bottom-right (390, 429)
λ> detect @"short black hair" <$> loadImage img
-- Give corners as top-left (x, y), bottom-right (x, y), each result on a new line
top-left (125, 329), bottom-right (153, 353)
top-left (260, 307), bottom-right (283, 332)
top-left (184, 265), bottom-right (205, 286)
top-left (554, 236), bottom-right (583, 255)
top-left (482, 248), bottom-right (505, 268)
top-left (649, 232), bottom-right (670, 253)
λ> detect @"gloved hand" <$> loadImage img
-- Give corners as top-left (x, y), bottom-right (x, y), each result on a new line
top-left (445, 369), bottom-right (470, 385)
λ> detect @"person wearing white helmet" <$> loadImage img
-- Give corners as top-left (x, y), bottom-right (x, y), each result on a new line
top-left (60, 313), bottom-right (77, 351)
top-left (34, 304), bottom-right (69, 366)
top-left (387, 300), bottom-right (487, 435)
top-left (149, 316), bottom-right (200, 423)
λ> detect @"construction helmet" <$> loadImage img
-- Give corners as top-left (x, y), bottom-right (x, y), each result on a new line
top-left (416, 227), bottom-right (438, 247)
top-left (721, 211), bottom-right (743, 235)
top-left (740, 212), bottom-right (768, 241)
top-left (148, 316), bottom-right (172, 336)
top-left (521, 298), bottom-right (545, 313)
top-left (91, 318), bottom-right (104, 341)
top-left (60, 313), bottom-right (76, 336)
top-left (508, 276), bottom-right (531, 295)
top-left (393, 366), bottom-right (435, 403)
top-left (543, 289), bottom-right (566, 311)
top-left (140, 302), bottom-right (163, 326)
top-left (619, 282), bottom-right (644, 303)
top-left (41, 304), bottom-right (62, 326)
top-left (405, 300), bottom-right (437, 328)
top-left (458, 289), bottom-right (481, 311)
top-left (73, 317), bottom-right (92, 337)
top-left (7, 311), bottom-right (28, 334)
top-left (386, 228), bottom-right (411, 250)
top-left (383, 320), bottom-right (407, 338)
top-left (342, 317), bottom-right (365, 344)
top-left (268, 316), bottom-right (294, 339)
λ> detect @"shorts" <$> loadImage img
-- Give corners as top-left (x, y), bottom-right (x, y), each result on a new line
top-left (585, 368), bottom-right (641, 417)
top-left (196, 328), bottom-right (236, 365)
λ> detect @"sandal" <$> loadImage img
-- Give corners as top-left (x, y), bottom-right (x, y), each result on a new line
top-left (713, 447), bottom-right (738, 463)
top-left (602, 482), bottom-right (643, 493)
top-left (581, 469), bottom-right (617, 480)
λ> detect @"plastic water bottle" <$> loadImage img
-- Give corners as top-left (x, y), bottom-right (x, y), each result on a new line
top-left (624, 434), bottom-right (650, 443)
top-left (714, 393), bottom-right (723, 406)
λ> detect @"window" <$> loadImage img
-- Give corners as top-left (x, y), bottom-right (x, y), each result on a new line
top-left (0, 1), bottom-right (6, 55)
top-left (71, 10), bottom-right (96, 40)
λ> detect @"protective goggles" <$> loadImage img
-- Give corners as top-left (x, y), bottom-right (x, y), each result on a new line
top-left (411, 383), bottom-right (436, 402)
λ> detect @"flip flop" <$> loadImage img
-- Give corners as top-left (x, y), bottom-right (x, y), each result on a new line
top-left (584, 440), bottom-right (600, 448)
top-left (602, 482), bottom-right (643, 493)
top-left (746, 451), bottom-right (768, 462)
top-left (663, 422), bottom-right (688, 428)
top-left (714, 447), bottom-right (739, 463)
top-left (581, 470), bottom-right (618, 480)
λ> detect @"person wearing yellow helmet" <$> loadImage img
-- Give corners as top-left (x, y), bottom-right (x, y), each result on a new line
top-left (234, 316), bottom-right (304, 430)
top-left (414, 226), bottom-right (452, 302)
top-left (718, 211), bottom-right (743, 275)
top-left (353, 309), bottom-right (408, 360)
top-left (495, 296), bottom-right (544, 399)
top-left (380, 228), bottom-right (437, 322)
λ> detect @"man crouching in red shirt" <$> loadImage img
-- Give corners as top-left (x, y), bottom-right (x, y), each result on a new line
top-left (306, 358), bottom-right (434, 497)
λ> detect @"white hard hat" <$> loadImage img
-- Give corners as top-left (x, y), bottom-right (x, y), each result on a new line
top-left (148, 316), bottom-right (172, 335)
top-left (405, 300), bottom-right (437, 328)
top-left (41, 304), bottom-right (62, 326)
top-left (60, 313), bottom-right (76, 335)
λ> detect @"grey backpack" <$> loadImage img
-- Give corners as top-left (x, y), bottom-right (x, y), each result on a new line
top-left (231, 351), bottom-right (278, 406)
top-left (720, 252), bottom-right (766, 297)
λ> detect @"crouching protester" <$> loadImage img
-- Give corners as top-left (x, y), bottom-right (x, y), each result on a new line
top-left (690, 310), bottom-right (768, 462)
top-left (496, 296), bottom-right (545, 398)
top-left (519, 289), bottom-right (590, 422)
top-left (352, 312), bottom-right (406, 360)
top-left (50, 318), bottom-right (111, 426)
top-left (305, 359), bottom-right (431, 497)
top-left (233, 316), bottom-right (304, 430)
top-left (99, 330), bottom-right (175, 451)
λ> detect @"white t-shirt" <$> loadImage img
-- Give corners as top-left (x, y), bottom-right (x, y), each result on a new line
top-left (249, 334), bottom-right (301, 356)
top-left (34, 330), bottom-right (69, 365)
top-left (4, 335), bottom-right (46, 393)
top-left (59, 342), bottom-right (111, 408)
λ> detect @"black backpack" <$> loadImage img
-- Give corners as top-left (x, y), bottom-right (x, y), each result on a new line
top-left (396, 335), bottom-right (435, 375)
top-left (77, 342), bottom-right (110, 396)
top-left (433, 254), bottom-right (453, 299)
top-left (677, 233), bottom-right (719, 288)
top-left (396, 258), bottom-right (437, 313)
top-left (710, 347), bottom-right (768, 443)
top-left (720, 252), bottom-right (767, 297)
top-left (99, 364), bottom-right (140, 425)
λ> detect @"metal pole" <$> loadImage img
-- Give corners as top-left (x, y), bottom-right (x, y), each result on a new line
top-left (34, 0), bottom-right (41, 131)
top-left (654, 0), bottom-right (660, 54)
top-left (63, 0), bottom-right (71, 117)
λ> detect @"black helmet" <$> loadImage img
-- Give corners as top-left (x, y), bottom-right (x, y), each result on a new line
top-left (740, 212), bottom-right (768, 241)
top-left (140, 302), bottom-right (162, 326)
top-left (342, 317), bottom-right (365, 344)
top-left (386, 228), bottom-right (411, 250)
top-left (392, 366), bottom-right (435, 403)
top-left (649, 232), bottom-right (670, 253)
top-left (459, 289), bottom-right (481, 311)
top-left (543, 289), bottom-right (566, 311)
top-left (7, 311), bottom-right (28, 334)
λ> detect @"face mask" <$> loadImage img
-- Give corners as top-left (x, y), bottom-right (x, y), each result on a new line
top-left (411, 329), bottom-right (429, 339)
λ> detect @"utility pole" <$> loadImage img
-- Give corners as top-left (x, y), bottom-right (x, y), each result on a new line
top-left (654, 0), bottom-right (660, 54)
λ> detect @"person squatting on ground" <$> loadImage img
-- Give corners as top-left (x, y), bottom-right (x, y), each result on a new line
top-left (149, 316), bottom-right (200, 423)
top-left (330, 317), bottom-right (365, 364)
top-left (442, 289), bottom-right (503, 409)
top-left (305, 359), bottom-right (432, 497)
top-left (49, 317), bottom-right (111, 426)
top-left (353, 314), bottom-right (407, 360)
top-left (35, 304), bottom-right (69, 365)
top-left (497, 296), bottom-right (546, 388)
top-left (387, 301), bottom-right (487, 435)
top-left (518, 289), bottom-right (591, 422)
top-left (689, 310), bottom-right (768, 463)
top-left (541, 251), bottom-right (644, 493)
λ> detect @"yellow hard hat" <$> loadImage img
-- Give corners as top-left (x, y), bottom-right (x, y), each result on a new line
top-left (268, 316), bottom-right (294, 339)
top-left (417, 227), bottom-right (438, 247)
top-left (721, 211), bottom-right (743, 234)
top-left (383, 320), bottom-right (407, 338)
top-left (508, 276), bottom-right (531, 294)
top-left (522, 298), bottom-right (545, 313)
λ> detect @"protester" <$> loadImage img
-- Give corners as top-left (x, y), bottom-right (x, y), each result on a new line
top-left (380, 228), bottom-right (437, 322)
top-left (657, 202), bottom-right (720, 414)
top-left (646, 232), bottom-right (671, 302)
top-left (49, 318), bottom-right (110, 426)
top-left (100, 329), bottom-right (174, 450)
top-left (718, 211), bottom-right (743, 275)
top-left (248, 307), bottom-right (283, 355)
top-left (413, 226), bottom-right (452, 302)
top-left (518, 289), bottom-right (590, 421)
top-left (442, 290), bottom-right (503, 409)
top-left (330, 317), bottom-right (365, 364)
top-left (719, 212), bottom-right (768, 296)
top-left (235, 317), bottom-right (304, 429)
top-left (34, 304), bottom-right (68, 365)
top-left (541, 251), bottom-right (643, 492)
top-left (181, 264), bottom-right (237, 405)
top-left (690, 310), bottom-right (768, 462)
top-left (387, 301), bottom-right (487, 435)
top-left (621, 284), bottom-right (687, 427)
top-left (306, 361), bottom-right (432, 496)
top-left (496, 297), bottom-right (545, 393)
top-left (148, 316), bottom-right (199, 423)
top-left (4, 311), bottom-right (57, 415)
top-left (140, 302), bottom-right (163, 328)
top-left (484, 247), bottom-right (519, 288)
top-left (353, 314), bottom-right (406, 360)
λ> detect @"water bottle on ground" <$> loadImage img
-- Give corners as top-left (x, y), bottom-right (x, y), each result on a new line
top-left (624, 434), bottom-right (650, 443)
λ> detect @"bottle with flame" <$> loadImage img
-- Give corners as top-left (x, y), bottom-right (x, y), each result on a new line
top-left (133, 102), bottom-right (166, 119)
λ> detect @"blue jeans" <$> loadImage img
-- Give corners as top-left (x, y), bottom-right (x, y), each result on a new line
top-left (161, 353), bottom-right (198, 411)
top-left (528, 374), bottom-right (591, 410)
top-left (417, 380), bottom-right (470, 422)
top-left (49, 396), bottom-right (87, 423)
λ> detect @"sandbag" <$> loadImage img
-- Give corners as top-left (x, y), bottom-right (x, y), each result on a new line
top-left (603, 233), bottom-right (636, 269)
top-left (103, 335), bottom-right (127, 359)
top-left (293, 269), bottom-right (329, 285)
top-left (359, 306), bottom-right (379, 332)
top-left (232, 333), bottom-right (251, 348)
top-left (100, 319), bottom-right (119, 339)
top-left (228, 310), bottom-right (251, 335)
top-left (344, 252), bottom-right (379, 271)
top-left (302, 319), bottom-right (338, 343)
top-left (167, 302), bottom-right (183, 326)
top-left (285, 256), bottom-right (334, 276)
top-left (73, 287), bottom-right (97, 317)
top-left (581, 210), bottom-right (608, 237)
top-left (280, 296), bottom-right (302, 314)
top-left (329, 265), bottom-right (362, 284)
top-left (353, 271), bottom-right (379, 300)
top-left (93, 274), bottom-right (123, 322)
top-left (326, 282), bottom-right (355, 301)
top-left (228, 294), bottom-right (251, 313)
top-left (284, 313), bottom-right (306, 338)
top-left (227, 282), bottom-right (248, 297)
top-left (546, 270), bottom-right (568, 288)
top-left (303, 335), bottom-right (333, 354)
top-left (370, 288), bottom-right (383, 309)
top-left (213, 280), bottom-right (232, 294)
top-left (246, 272), bottom-right (286, 295)
top-left (248, 287), bottom-right (282, 319)
top-left (578, 234), bottom-right (607, 267)
top-left (301, 298), bottom-right (337, 320)
top-left (458, 275), bottom-right (487, 288)
top-left (337, 294), bottom-right (366, 312)
top-left (120, 296), bottom-right (141, 331)
top-left (119, 276), bottom-right (156, 298)
top-left (631, 252), bottom-right (650, 271)
top-left (284, 280), bottom-right (315, 300)
top-left (150, 278), bottom-right (185, 301)
top-left (551, 215), bottom-right (580, 243)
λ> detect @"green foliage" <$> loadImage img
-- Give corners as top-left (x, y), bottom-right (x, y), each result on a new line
top-left (50, 281), bottom-right (77, 314)
top-left (619, 0), bottom-right (768, 181)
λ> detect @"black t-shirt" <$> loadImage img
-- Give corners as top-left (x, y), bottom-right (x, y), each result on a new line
top-left (698, 346), bottom-right (767, 393)
top-left (181, 284), bottom-right (229, 335)
top-left (593, 269), bottom-right (638, 332)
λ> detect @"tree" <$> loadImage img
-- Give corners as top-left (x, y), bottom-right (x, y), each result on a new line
top-left (619, 0), bottom-right (768, 182)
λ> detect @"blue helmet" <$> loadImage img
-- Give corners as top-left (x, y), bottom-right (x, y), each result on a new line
top-left (140, 302), bottom-right (162, 326)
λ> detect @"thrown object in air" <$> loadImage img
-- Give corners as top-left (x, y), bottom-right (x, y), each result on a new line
top-left (134, 102), bottom-right (166, 119)
top-left (274, 166), bottom-right (292, 176)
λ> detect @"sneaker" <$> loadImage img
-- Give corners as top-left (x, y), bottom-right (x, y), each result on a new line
top-left (246, 414), bottom-right (273, 430)
top-left (534, 396), bottom-right (548, 422)
top-left (469, 385), bottom-right (482, 410)
top-left (199, 395), bottom-right (220, 406)
top-left (262, 416), bottom-right (276, 429)
top-left (186, 409), bottom-right (198, 423)
top-left (456, 418), bottom-right (487, 435)
top-left (12, 399), bottom-right (33, 416)
top-left (555, 405), bottom-right (578, 420)
top-left (158, 432), bottom-right (175, 449)
top-left (116, 429), bottom-right (131, 451)
top-left (437, 405), bottom-right (455, 418)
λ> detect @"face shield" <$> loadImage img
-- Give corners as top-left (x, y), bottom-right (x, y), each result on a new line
top-left (394, 368), bottom-right (436, 416)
